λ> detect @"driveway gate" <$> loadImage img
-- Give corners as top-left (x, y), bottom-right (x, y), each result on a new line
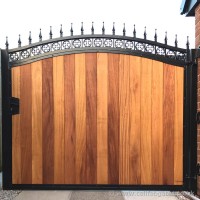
top-left (1, 23), bottom-right (197, 191)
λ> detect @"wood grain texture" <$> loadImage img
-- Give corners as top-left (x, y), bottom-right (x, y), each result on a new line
top-left (86, 53), bottom-right (97, 184)
top-left (151, 60), bottom-right (163, 185)
top-left (141, 58), bottom-right (152, 184)
top-left (163, 64), bottom-right (175, 185)
top-left (42, 58), bottom-right (54, 184)
top-left (129, 56), bottom-right (141, 184)
top-left (174, 66), bottom-right (184, 185)
top-left (64, 54), bottom-right (76, 184)
top-left (31, 61), bottom-right (43, 184)
top-left (53, 56), bottom-right (65, 184)
top-left (119, 55), bottom-right (130, 184)
top-left (12, 67), bottom-right (21, 184)
top-left (108, 54), bottom-right (119, 184)
top-left (75, 53), bottom-right (87, 184)
top-left (20, 64), bottom-right (32, 184)
top-left (97, 53), bottom-right (108, 184)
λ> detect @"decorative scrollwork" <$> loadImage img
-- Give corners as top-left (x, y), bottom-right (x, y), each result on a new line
top-left (72, 40), bottom-right (81, 48)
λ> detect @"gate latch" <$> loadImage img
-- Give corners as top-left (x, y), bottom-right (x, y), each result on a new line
top-left (197, 163), bottom-right (200, 176)
top-left (10, 97), bottom-right (20, 115)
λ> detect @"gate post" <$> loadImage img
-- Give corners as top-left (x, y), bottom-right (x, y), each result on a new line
top-left (1, 49), bottom-right (12, 189)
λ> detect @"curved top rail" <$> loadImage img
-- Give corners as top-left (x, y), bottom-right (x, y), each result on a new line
top-left (7, 23), bottom-right (189, 67)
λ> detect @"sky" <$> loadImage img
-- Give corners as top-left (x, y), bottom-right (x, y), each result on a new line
top-left (0, 0), bottom-right (195, 49)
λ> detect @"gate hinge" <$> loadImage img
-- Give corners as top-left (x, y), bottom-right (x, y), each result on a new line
top-left (197, 163), bottom-right (200, 176)
top-left (196, 112), bottom-right (200, 124)
top-left (10, 97), bottom-right (20, 115)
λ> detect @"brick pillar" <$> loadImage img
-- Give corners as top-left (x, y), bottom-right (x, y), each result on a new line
top-left (196, 3), bottom-right (200, 195)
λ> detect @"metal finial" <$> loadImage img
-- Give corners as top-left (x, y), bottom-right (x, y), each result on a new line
top-left (102, 22), bottom-right (105, 35)
top-left (154, 29), bottom-right (157, 42)
top-left (164, 31), bottom-right (167, 45)
top-left (175, 34), bottom-right (178, 47)
top-left (81, 22), bottom-right (84, 35)
top-left (60, 24), bottom-right (63, 37)
top-left (91, 22), bottom-right (94, 34)
top-left (70, 23), bottom-right (73, 36)
top-left (5, 36), bottom-right (9, 49)
top-left (28, 31), bottom-right (32, 45)
top-left (39, 29), bottom-right (42, 42)
top-left (186, 36), bottom-right (190, 50)
top-left (112, 22), bottom-right (115, 35)
top-left (49, 26), bottom-right (53, 39)
top-left (123, 23), bottom-right (126, 36)
top-left (133, 24), bottom-right (136, 38)
top-left (144, 26), bottom-right (147, 39)
top-left (18, 34), bottom-right (21, 48)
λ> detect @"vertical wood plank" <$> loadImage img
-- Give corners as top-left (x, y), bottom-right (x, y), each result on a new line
top-left (129, 56), bottom-right (141, 184)
top-left (174, 66), bottom-right (184, 185)
top-left (108, 53), bottom-right (119, 184)
top-left (20, 64), bottom-right (32, 184)
top-left (86, 53), bottom-right (97, 184)
top-left (163, 64), bottom-right (175, 185)
top-left (31, 61), bottom-right (43, 184)
top-left (119, 55), bottom-right (130, 184)
top-left (141, 58), bottom-right (152, 184)
top-left (151, 60), bottom-right (163, 185)
top-left (53, 56), bottom-right (65, 184)
top-left (97, 53), bottom-right (108, 184)
top-left (75, 53), bottom-right (87, 184)
top-left (12, 67), bottom-right (21, 184)
top-left (64, 54), bottom-right (76, 184)
top-left (42, 58), bottom-right (54, 184)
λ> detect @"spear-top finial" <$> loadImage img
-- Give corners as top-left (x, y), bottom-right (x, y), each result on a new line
top-left (49, 26), bottom-right (53, 39)
top-left (39, 28), bottom-right (42, 42)
top-left (18, 34), bottom-right (21, 48)
top-left (60, 24), bottom-right (63, 37)
top-left (133, 24), bottom-right (136, 38)
top-left (112, 22), bottom-right (115, 35)
top-left (164, 31), bottom-right (167, 45)
top-left (81, 22), bottom-right (84, 35)
top-left (91, 22), bottom-right (94, 34)
top-left (5, 36), bottom-right (9, 49)
top-left (154, 29), bottom-right (157, 42)
top-left (123, 23), bottom-right (126, 36)
top-left (186, 36), bottom-right (190, 50)
top-left (175, 34), bottom-right (178, 47)
top-left (144, 26), bottom-right (147, 39)
top-left (29, 31), bottom-right (32, 45)
top-left (70, 23), bottom-right (73, 36)
top-left (102, 22), bottom-right (105, 35)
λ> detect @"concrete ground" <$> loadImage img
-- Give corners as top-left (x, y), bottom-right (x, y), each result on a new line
top-left (0, 172), bottom-right (195, 200)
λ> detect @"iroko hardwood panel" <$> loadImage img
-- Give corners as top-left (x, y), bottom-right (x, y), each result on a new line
top-left (12, 53), bottom-right (184, 186)
top-left (163, 64), bottom-right (175, 185)
top-left (108, 54), bottom-right (119, 184)
top-left (64, 54), bottom-right (76, 184)
top-left (20, 64), bottom-right (32, 184)
top-left (174, 67), bottom-right (184, 185)
top-left (141, 58), bottom-right (152, 184)
top-left (31, 61), bottom-right (43, 184)
top-left (151, 60), bottom-right (163, 184)
top-left (119, 55), bottom-right (130, 184)
top-left (42, 58), bottom-right (54, 184)
top-left (12, 67), bottom-right (21, 184)
top-left (86, 53), bottom-right (97, 184)
top-left (97, 53), bottom-right (108, 184)
top-left (75, 54), bottom-right (87, 184)
top-left (53, 56), bottom-right (65, 184)
top-left (129, 56), bottom-right (141, 184)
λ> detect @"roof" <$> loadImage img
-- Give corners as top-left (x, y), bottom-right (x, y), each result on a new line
top-left (180, 0), bottom-right (200, 16)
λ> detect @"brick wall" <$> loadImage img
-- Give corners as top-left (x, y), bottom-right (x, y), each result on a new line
top-left (196, 3), bottom-right (200, 195)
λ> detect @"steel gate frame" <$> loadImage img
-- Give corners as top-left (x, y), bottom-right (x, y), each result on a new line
top-left (0, 27), bottom-right (197, 192)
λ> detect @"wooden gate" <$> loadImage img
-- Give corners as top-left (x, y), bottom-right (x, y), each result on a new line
top-left (1, 23), bottom-right (197, 191)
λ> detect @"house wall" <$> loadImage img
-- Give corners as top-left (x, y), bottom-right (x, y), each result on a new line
top-left (195, 3), bottom-right (200, 195)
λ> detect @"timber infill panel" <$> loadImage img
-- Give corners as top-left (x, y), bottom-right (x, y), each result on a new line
top-left (11, 53), bottom-right (184, 185)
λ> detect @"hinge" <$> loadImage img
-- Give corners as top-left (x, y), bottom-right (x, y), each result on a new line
top-left (196, 112), bottom-right (200, 124)
top-left (197, 163), bottom-right (200, 176)
top-left (10, 97), bottom-right (20, 115)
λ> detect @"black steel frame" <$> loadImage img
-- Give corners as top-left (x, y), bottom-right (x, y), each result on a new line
top-left (1, 32), bottom-right (197, 192)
